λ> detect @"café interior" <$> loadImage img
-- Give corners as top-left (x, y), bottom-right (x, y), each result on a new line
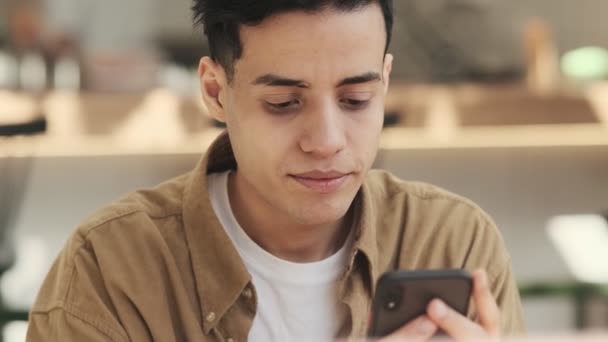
top-left (1, 0), bottom-right (608, 340)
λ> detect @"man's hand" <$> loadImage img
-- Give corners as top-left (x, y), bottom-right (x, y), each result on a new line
top-left (377, 315), bottom-right (438, 342)
top-left (379, 269), bottom-right (501, 342)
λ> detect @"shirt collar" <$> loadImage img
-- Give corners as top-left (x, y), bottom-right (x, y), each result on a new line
top-left (181, 131), bottom-right (380, 333)
top-left (351, 179), bottom-right (380, 293)
top-left (182, 131), bottom-right (250, 334)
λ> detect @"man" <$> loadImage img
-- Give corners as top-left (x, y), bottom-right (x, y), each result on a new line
top-left (27, 1), bottom-right (525, 341)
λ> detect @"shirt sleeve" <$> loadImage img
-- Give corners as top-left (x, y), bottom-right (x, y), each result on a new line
top-left (491, 259), bottom-right (527, 336)
top-left (460, 209), bottom-right (527, 337)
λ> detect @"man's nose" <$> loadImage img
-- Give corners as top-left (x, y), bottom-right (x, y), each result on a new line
top-left (299, 102), bottom-right (347, 158)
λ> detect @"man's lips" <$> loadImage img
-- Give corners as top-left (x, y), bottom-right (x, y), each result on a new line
top-left (289, 170), bottom-right (352, 193)
top-left (291, 170), bottom-right (349, 179)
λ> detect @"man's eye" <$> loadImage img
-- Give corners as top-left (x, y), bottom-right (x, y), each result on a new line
top-left (340, 98), bottom-right (370, 110)
top-left (265, 99), bottom-right (301, 113)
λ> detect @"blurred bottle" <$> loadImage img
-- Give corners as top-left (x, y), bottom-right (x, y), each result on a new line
top-left (50, 37), bottom-right (82, 91)
top-left (7, 0), bottom-right (48, 93)
top-left (524, 18), bottom-right (560, 94)
top-left (19, 51), bottom-right (47, 93)
top-left (5, 1), bottom-right (83, 93)
top-left (0, 50), bottom-right (19, 89)
top-left (2, 0), bottom-right (50, 135)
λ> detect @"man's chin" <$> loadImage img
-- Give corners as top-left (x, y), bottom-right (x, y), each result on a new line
top-left (281, 177), bottom-right (362, 224)
top-left (290, 201), bottom-right (353, 227)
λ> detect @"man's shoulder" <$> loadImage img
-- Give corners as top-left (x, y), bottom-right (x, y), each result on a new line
top-left (42, 171), bottom-right (192, 291)
top-left (30, 172), bottom-right (196, 327)
top-left (365, 169), bottom-right (509, 270)
top-left (365, 169), bottom-right (487, 217)
top-left (73, 172), bottom-right (191, 246)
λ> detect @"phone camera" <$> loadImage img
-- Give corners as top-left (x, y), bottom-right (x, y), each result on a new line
top-left (383, 288), bottom-right (402, 311)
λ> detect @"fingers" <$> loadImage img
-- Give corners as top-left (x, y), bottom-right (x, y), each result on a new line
top-left (374, 269), bottom-right (502, 342)
top-left (427, 298), bottom-right (487, 341)
top-left (378, 315), bottom-right (438, 342)
top-left (472, 269), bottom-right (501, 337)
top-left (426, 269), bottom-right (502, 342)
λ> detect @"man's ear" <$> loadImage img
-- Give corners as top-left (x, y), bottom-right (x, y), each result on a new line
top-left (382, 53), bottom-right (393, 95)
top-left (198, 56), bottom-right (228, 122)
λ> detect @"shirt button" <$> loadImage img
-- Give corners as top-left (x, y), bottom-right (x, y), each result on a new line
top-left (206, 312), bottom-right (216, 323)
top-left (242, 288), bottom-right (253, 299)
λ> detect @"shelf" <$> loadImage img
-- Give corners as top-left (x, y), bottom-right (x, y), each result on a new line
top-left (2, 84), bottom-right (608, 158)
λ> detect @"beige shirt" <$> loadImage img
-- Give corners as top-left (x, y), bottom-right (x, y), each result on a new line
top-left (27, 132), bottom-right (525, 341)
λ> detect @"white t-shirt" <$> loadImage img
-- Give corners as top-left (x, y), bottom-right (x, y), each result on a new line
top-left (207, 171), bottom-right (351, 342)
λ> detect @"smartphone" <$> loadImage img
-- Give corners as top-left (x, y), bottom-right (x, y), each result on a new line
top-left (368, 269), bottom-right (473, 337)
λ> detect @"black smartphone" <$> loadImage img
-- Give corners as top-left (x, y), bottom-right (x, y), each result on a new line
top-left (368, 269), bottom-right (473, 337)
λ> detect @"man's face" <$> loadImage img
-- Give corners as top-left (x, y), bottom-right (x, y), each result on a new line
top-left (214, 5), bottom-right (392, 227)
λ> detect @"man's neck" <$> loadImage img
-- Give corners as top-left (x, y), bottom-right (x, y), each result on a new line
top-left (227, 172), bottom-right (354, 263)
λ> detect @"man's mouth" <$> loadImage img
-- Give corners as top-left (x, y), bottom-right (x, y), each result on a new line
top-left (289, 170), bottom-right (352, 193)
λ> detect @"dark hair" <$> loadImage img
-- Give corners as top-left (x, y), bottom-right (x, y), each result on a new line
top-left (192, 0), bottom-right (393, 81)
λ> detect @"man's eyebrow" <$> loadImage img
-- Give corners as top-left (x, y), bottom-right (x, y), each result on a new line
top-left (336, 72), bottom-right (381, 87)
top-left (252, 74), bottom-right (308, 87)
top-left (251, 71), bottom-right (382, 88)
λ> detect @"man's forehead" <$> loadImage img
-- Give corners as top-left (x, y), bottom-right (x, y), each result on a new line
top-left (238, 5), bottom-right (386, 57)
top-left (234, 6), bottom-right (387, 86)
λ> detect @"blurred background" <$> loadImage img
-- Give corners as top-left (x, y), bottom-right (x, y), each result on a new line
top-left (2, 0), bottom-right (608, 340)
